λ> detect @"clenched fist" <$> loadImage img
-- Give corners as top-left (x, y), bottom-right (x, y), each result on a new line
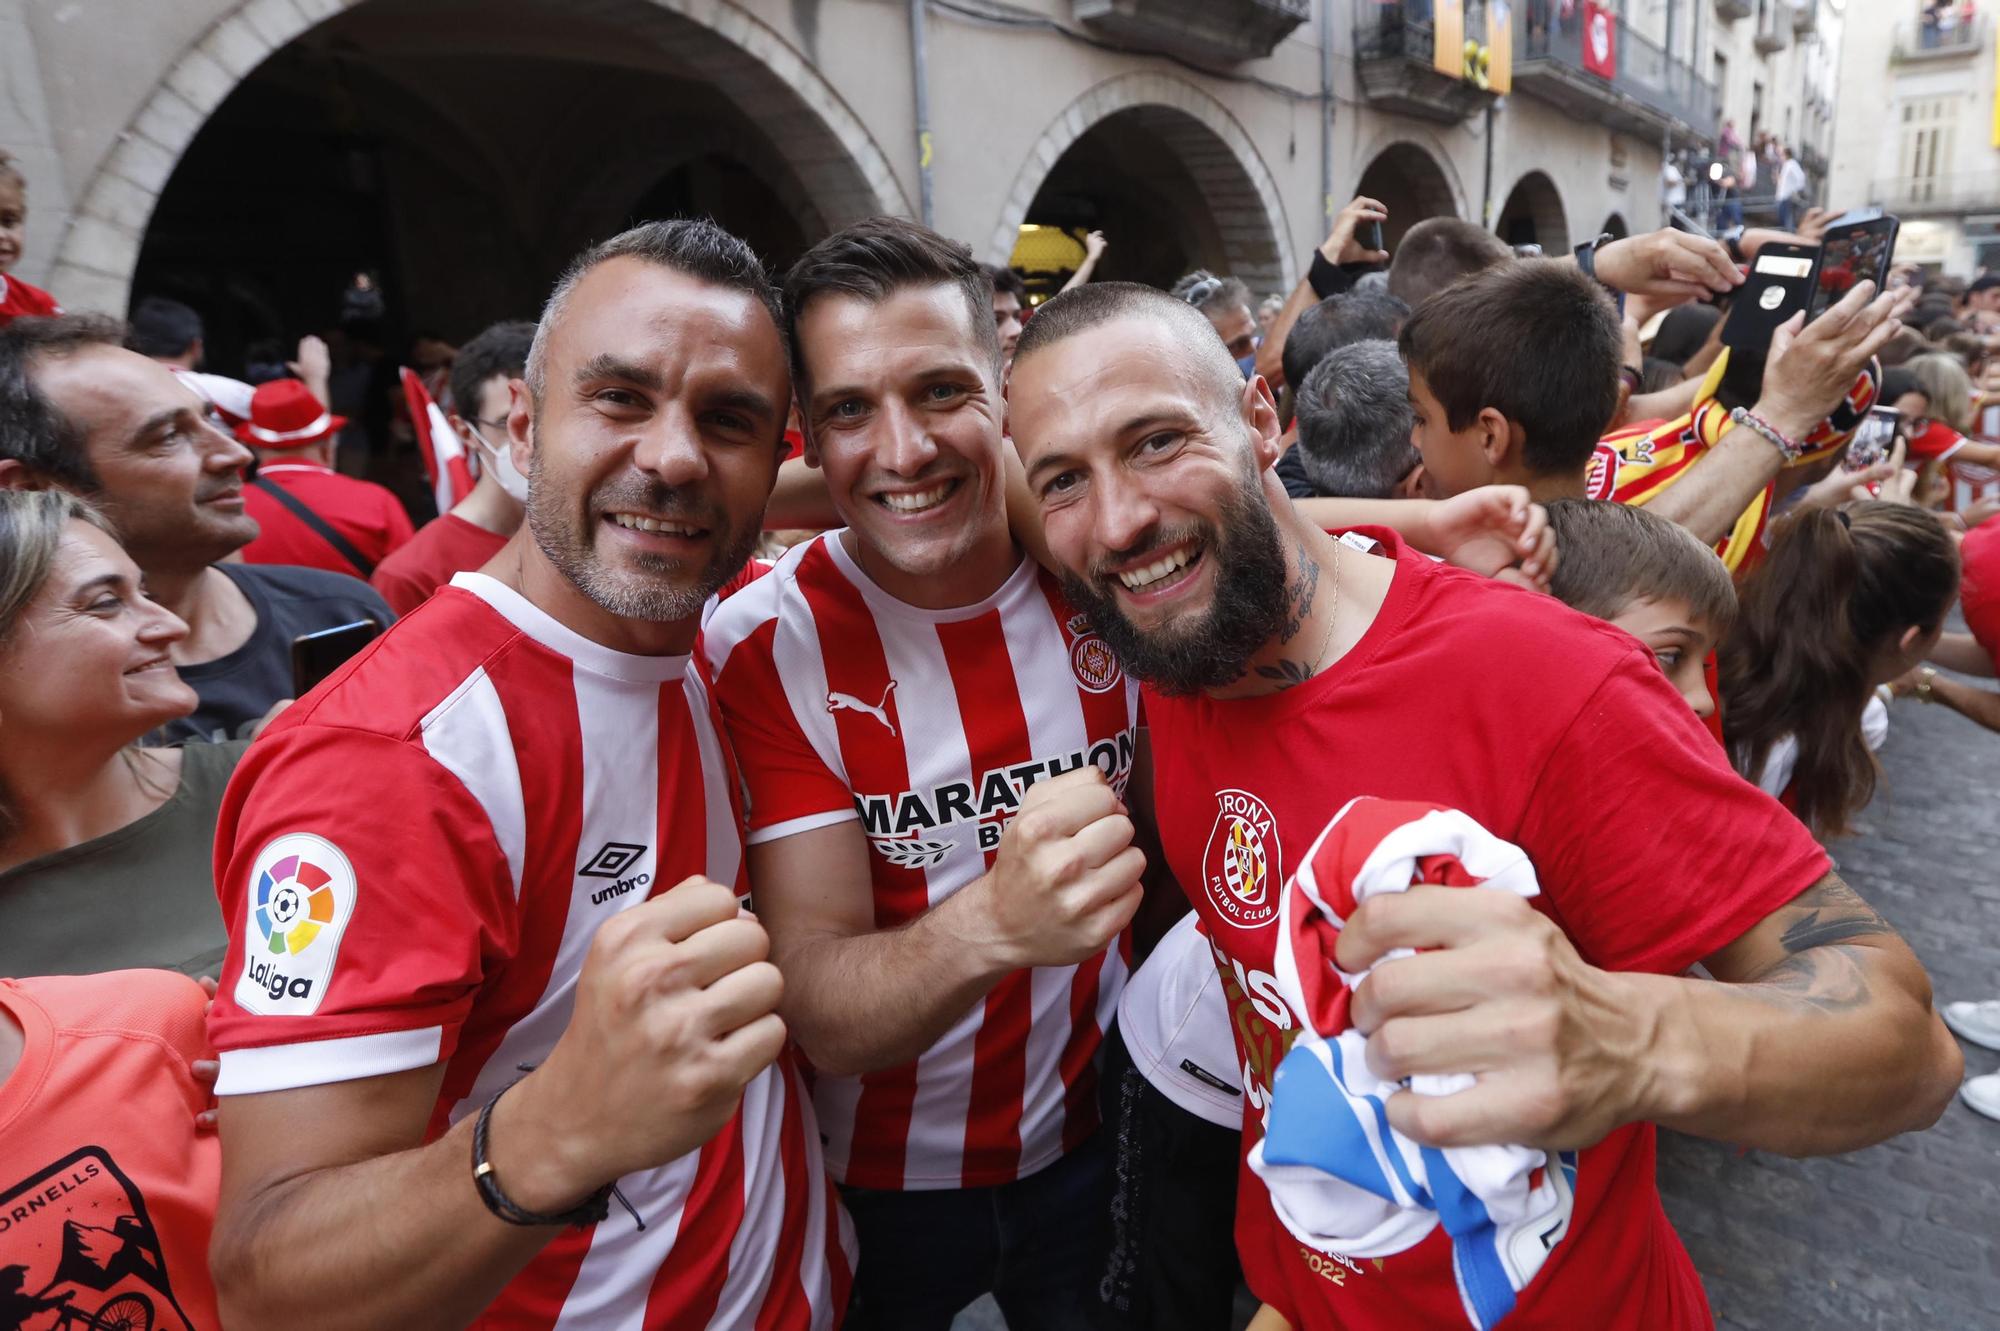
top-left (489, 876), bottom-right (787, 1212)
top-left (967, 767), bottom-right (1146, 971)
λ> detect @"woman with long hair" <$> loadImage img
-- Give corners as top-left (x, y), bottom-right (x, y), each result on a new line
top-left (0, 489), bottom-right (244, 975)
top-left (1720, 500), bottom-right (1960, 838)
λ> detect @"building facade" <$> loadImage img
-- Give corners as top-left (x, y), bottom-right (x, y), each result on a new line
top-left (1830, 0), bottom-right (2000, 275)
top-left (2, 0), bottom-right (1722, 359)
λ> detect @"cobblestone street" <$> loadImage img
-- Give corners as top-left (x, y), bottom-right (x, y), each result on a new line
top-left (1659, 682), bottom-right (2000, 1331)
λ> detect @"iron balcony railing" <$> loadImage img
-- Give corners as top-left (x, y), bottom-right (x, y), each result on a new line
top-left (1515, 5), bottom-right (1720, 143)
top-left (1871, 172), bottom-right (2000, 214)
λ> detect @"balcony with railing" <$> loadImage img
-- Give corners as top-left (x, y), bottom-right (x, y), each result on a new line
top-left (1872, 172), bottom-right (2000, 215)
top-left (1513, 7), bottom-right (1719, 146)
top-left (1792, 0), bottom-right (1819, 35)
top-left (1753, 0), bottom-right (1789, 53)
top-left (1892, 12), bottom-right (1985, 62)
top-left (1072, 0), bottom-right (1309, 62)
top-left (1354, 0), bottom-right (1500, 124)
top-left (1716, 0), bottom-right (1752, 20)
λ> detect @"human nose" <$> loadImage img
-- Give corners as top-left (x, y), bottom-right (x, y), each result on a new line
top-left (876, 400), bottom-right (939, 477)
top-left (631, 405), bottom-right (712, 489)
top-left (138, 597), bottom-right (190, 648)
top-left (202, 421), bottom-right (252, 475)
top-left (1094, 472), bottom-right (1160, 557)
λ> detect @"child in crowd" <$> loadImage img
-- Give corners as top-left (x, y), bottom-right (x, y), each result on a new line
top-left (1546, 498), bottom-right (1739, 720)
top-left (0, 153), bottom-right (62, 327)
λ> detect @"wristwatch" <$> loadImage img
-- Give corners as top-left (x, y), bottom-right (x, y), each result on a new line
top-left (1915, 667), bottom-right (1938, 703)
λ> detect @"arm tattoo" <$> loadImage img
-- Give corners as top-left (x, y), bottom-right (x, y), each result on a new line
top-left (1743, 875), bottom-right (1896, 1014)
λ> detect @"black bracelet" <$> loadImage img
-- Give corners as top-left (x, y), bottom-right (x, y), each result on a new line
top-left (471, 1077), bottom-right (616, 1229)
top-left (1308, 250), bottom-right (1346, 300)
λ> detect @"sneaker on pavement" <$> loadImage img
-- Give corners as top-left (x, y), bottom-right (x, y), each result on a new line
top-left (1961, 1072), bottom-right (2000, 1123)
top-left (1942, 1000), bottom-right (2000, 1052)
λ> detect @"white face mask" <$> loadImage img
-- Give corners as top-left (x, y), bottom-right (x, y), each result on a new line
top-left (470, 426), bottom-right (530, 503)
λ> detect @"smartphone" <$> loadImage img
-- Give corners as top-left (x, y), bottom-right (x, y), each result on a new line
top-left (1842, 405), bottom-right (1901, 474)
top-left (1358, 218), bottom-right (1385, 254)
top-left (1807, 216), bottom-right (1900, 323)
top-left (291, 619), bottom-right (382, 695)
top-left (1721, 242), bottom-right (1820, 351)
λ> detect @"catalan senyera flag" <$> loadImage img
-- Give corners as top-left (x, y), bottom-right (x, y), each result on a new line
top-left (1596, 350), bottom-right (1879, 574)
top-left (399, 366), bottom-right (476, 515)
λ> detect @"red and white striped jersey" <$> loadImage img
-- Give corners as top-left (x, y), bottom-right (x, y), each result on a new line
top-left (208, 571), bottom-right (853, 1329)
top-left (703, 533), bottom-right (1140, 1191)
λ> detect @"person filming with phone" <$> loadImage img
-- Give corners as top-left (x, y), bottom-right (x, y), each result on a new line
top-left (0, 315), bottom-right (393, 743)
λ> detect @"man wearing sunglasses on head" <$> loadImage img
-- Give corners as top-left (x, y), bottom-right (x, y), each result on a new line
top-left (371, 320), bottom-right (536, 615)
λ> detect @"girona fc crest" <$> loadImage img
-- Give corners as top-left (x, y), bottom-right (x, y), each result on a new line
top-left (1070, 634), bottom-right (1122, 693)
top-left (1201, 788), bottom-right (1281, 929)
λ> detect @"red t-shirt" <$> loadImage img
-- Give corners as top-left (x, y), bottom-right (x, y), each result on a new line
top-left (1960, 519), bottom-right (2000, 670)
top-left (0, 272), bottom-right (61, 326)
top-left (1904, 420), bottom-right (1967, 464)
top-left (242, 461), bottom-right (416, 577)
top-left (0, 972), bottom-right (219, 1331)
top-left (370, 512), bottom-right (510, 616)
top-left (1143, 532), bottom-right (1829, 1330)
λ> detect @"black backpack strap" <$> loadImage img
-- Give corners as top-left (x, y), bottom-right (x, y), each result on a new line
top-left (251, 477), bottom-right (375, 578)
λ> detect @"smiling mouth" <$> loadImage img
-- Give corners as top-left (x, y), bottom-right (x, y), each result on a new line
top-left (124, 656), bottom-right (173, 676)
top-left (608, 513), bottom-right (707, 537)
top-left (1112, 540), bottom-right (1204, 595)
top-left (875, 478), bottom-right (959, 515)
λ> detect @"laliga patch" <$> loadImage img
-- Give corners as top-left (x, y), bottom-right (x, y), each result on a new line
top-left (236, 832), bottom-right (357, 1015)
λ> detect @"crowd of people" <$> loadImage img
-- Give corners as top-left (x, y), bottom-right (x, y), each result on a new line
top-left (1, 128), bottom-right (1998, 1331)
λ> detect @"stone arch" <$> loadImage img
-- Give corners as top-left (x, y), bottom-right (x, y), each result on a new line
top-left (988, 71), bottom-right (1293, 295)
top-left (48, 0), bottom-right (910, 314)
top-left (1495, 169), bottom-right (1571, 254)
top-left (1352, 139), bottom-right (1464, 251)
top-left (1602, 211), bottom-right (1630, 240)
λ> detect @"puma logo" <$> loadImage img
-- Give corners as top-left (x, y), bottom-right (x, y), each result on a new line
top-left (827, 680), bottom-right (898, 737)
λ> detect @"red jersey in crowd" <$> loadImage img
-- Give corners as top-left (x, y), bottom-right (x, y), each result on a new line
top-left (0, 272), bottom-right (60, 327)
top-left (0, 971), bottom-right (220, 1331)
top-left (370, 512), bottom-right (510, 615)
top-left (1144, 532), bottom-right (1829, 1330)
top-left (208, 572), bottom-right (853, 1329)
top-left (241, 460), bottom-right (416, 578)
top-left (1961, 519), bottom-right (2000, 671)
top-left (1904, 419), bottom-right (1968, 464)
top-left (703, 533), bottom-right (1137, 1191)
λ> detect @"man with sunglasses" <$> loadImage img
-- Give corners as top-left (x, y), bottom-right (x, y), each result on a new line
top-left (371, 320), bottom-right (535, 615)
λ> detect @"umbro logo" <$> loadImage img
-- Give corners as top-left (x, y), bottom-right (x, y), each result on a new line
top-left (579, 842), bottom-right (648, 878)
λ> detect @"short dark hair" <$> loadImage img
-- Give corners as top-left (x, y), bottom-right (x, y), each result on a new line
top-left (1292, 340), bottom-right (1418, 500)
top-left (1648, 303), bottom-right (1721, 367)
top-left (983, 262), bottom-right (1029, 307)
top-left (1014, 280), bottom-right (1237, 393)
top-left (1878, 367), bottom-right (1926, 406)
top-left (1281, 290), bottom-right (1411, 391)
top-left (126, 296), bottom-right (203, 359)
top-left (1969, 274), bottom-right (2000, 295)
top-left (783, 217), bottom-right (997, 382)
top-left (526, 219), bottom-right (783, 400)
top-left (1877, 326), bottom-right (1927, 369)
top-left (1398, 261), bottom-right (1623, 477)
top-left (1386, 218), bottom-right (1512, 309)
top-left (449, 319), bottom-right (535, 419)
top-left (0, 314), bottom-right (126, 489)
top-left (1545, 498), bottom-right (1737, 635)
top-left (1923, 316), bottom-right (1965, 341)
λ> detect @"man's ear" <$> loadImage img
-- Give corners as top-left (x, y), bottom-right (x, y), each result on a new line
top-left (0, 459), bottom-right (40, 491)
top-left (1244, 374), bottom-right (1284, 472)
top-left (1394, 462), bottom-right (1427, 499)
top-left (505, 378), bottom-right (535, 478)
top-left (1898, 624), bottom-right (1926, 656)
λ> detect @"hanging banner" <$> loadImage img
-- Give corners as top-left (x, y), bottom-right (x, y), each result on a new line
top-left (1581, 1), bottom-right (1618, 81)
top-left (1435, 0), bottom-right (1465, 78)
top-left (1487, 0), bottom-right (1513, 94)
